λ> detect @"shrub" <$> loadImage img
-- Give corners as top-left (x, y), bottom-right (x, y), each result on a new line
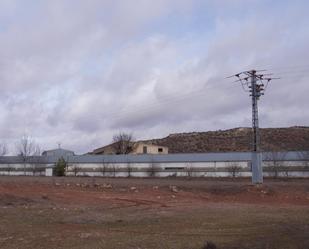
top-left (202, 241), bottom-right (217, 249)
top-left (228, 163), bottom-right (241, 178)
top-left (54, 157), bottom-right (67, 176)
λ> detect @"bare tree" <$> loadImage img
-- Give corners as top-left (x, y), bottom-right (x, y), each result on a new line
top-left (185, 163), bottom-right (194, 177)
top-left (28, 157), bottom-right (36, 176)
top-left (126, 162), bottom-right (133, 177)
top-left (297, 151), bottom-right (309, 167)
top-left (7, 164), bottom-right (14, 176)
top-left (16, 135), bottom-right (39, 157)
top-left (0, 144), bottom-right (8, 176)
top-left (265, 151), bottom-right (287, 178)
top-left (0, 143), bottom-right (8, 156)
top-left (72, 165), bottom-right (82, 176)
top-left (227, 162), bottom-right (241, 178)
top-left (15, 135), bottom-right (41, 175)
top-left (30, 164), bottom-right (39, 176)
top-left (31, 156), bottom-right (45, 176)
top-left (30, 146), bottom-right (42, 176)
top-left (295, 151), bottom-right (309, 179)
top-left (111, 164), bottom-right (116, 177)
top-left (112, 132), bottom-right (136, 154)
top-left (283, 167), bottom-right (290, 179)
top-left (99, 159), bottom-right (109, 177)
top-left (147, 159), bottom-right (160, 177)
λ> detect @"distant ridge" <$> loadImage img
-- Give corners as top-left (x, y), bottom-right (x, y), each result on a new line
top-left (141, 126), bottom-right (309, 153)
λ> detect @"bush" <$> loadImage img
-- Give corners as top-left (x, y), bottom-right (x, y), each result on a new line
top-left (202, 241), bottom-right (217, 249)
top-left (228, 163), bottom-right (241, 178)
top-left (54, 157), bottom-right (67, 176)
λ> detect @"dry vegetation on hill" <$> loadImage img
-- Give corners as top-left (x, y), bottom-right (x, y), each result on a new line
top-left (143, 126), bottom-right (309, 153)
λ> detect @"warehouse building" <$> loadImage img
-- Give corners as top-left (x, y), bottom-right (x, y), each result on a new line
top-left (0, 151), bottom-right (308, 178)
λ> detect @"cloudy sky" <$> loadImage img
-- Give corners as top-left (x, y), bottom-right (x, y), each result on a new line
top-left (0, 0), bottom-right (308, 154)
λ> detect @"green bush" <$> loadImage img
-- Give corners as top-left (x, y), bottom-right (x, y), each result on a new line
top-left (54, 157), bottom-right (67, 176)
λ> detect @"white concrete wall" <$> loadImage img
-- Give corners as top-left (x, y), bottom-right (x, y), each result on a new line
top-left (0, 160), bottom-right (308, 177)
top-left (64, 161), bottom-right (308, 178)
top-left (0, 163), bottom-right (51, 176)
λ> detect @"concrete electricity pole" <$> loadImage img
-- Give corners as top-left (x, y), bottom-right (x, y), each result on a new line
top-left (228, 70), bottom-right (278, 184)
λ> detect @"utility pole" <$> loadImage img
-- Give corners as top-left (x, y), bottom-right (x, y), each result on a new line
top-left (250, 70), bottom-right (263, 184)
top-left (228, 70), bottom-right (278, 184)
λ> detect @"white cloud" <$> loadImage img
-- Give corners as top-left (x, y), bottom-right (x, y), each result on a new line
top-left (0, 0), bottom-right (308, 154)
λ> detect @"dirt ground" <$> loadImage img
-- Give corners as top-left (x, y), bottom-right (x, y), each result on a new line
top-left (0, 177), bottom-right (308, 249)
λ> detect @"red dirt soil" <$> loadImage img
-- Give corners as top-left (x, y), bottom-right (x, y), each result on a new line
top-left (0, 177), bottom-right (308, 209)
top-left (0, 177), bottom-right (309, 249)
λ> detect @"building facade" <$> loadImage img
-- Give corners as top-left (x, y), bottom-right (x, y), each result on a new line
top-left (0, 151), bottom-right (308, 178)
top-left (91, 142), bottom-right (168, 155)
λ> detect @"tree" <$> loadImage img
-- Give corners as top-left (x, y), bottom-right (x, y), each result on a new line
top-left (15, 135), bottom-right (41, 175)
top-left (228, 162), bottom-right (241, 178)
top-left (29, 147), bottom-right (42, 176)
top-left (296, 151), bottom-right (309, 178)
top-left (111, 164), bottom-right (116, 177)
top-left (99, 159), bottom-right (109, 177)
top-left (265, 151), bottom-right (287, 178)
top-left (72, 165), bottom-right (82, 176)
top-left (112, 132), bottom-right (136, 154)
top-left (16, 135), bottom-right (40, 157)
top-left (54, 157), bottom-right (67, 176)
top-left (7, 164), bottom-right (14, 176)
top-left (147, 159), bottom-right (160, 177)
top-left (0, 143), bottom-right (8, 156)
top-left (126, 162), bottom-right (133, 177)
top-left (29, 161), bottom-right (37, 176)
top-left (297, 151), bottom-right (309, 167)
top-left (185, 163), bottom-right (194, 177)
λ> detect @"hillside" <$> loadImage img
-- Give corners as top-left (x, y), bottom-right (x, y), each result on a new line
top-left (141, 126), bottom-right (309, 153)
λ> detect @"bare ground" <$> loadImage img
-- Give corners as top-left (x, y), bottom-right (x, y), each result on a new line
top-left (0, 177), bottom-right (308, 249)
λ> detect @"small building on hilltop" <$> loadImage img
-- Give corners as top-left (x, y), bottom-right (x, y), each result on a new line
top-left (90, 142), bottom-right (168, 155)
top-left (133, 142), bottom-right (168, 155)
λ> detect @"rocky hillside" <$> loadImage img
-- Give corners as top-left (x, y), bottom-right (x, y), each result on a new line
top-left (142, 127), bottom-right (309, 153)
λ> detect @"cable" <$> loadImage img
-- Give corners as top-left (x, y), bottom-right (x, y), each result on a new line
top-left (74, 67), bottom-right (306, 127)
top-left (264, 64), bottom-right (309, 72)
top-left (96, 79), bottom-right (235, 121)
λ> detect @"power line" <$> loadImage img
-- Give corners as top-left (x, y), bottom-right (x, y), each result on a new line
top-left (90, 79), bottom-right (234, 123)
top-left (277, 74), bottom-right (309, 80)
top-left (260, 64), bottom-right (309, 72)
top-left (229, 69), bottom-right (279, 184)
top-left (273, 69), bottom-right (309, 76)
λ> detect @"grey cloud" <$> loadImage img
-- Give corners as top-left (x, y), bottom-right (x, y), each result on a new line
top-left (0, 0), bottom-right (308, 154)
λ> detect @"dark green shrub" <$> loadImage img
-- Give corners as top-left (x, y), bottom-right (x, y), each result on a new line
top-left (54, 157), bottom-right (67, 176)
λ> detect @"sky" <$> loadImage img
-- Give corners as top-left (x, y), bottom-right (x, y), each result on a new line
top-left (0, 0), bottom-right (309, 154)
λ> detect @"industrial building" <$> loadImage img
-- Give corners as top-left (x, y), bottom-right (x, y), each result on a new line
top-left (0, 151), bottom-right (308, 178)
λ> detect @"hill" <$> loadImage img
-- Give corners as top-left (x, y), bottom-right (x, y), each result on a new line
top-left (141, 126), bottom-right (309, 153)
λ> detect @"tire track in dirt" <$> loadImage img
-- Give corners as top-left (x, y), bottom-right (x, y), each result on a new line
top-left (111, 197), bottom-right (169, 208)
